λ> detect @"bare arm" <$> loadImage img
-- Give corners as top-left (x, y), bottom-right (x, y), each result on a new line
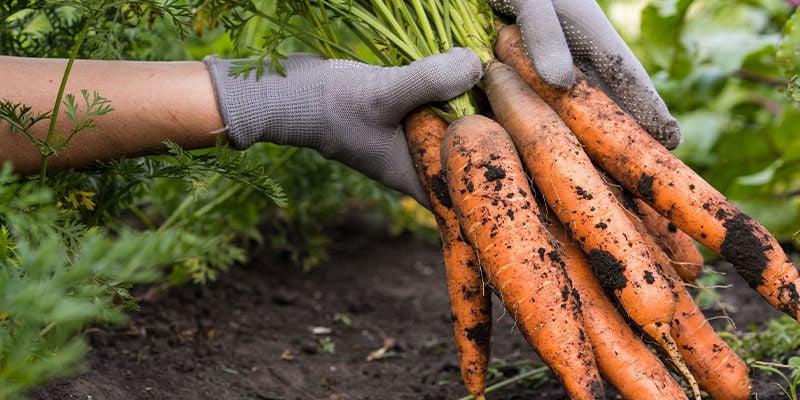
top-left (0, 56), bottom-right (227, 175)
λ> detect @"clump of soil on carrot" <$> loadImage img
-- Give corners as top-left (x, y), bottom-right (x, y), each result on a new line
top-left (28, 215), bottom-right (794, 399)
top-left (587, 249), bottom-right (628, 291)
top-left (720, 212), bottom-right (771, 289)
top-left (636, 173), bottom-right (656, 202)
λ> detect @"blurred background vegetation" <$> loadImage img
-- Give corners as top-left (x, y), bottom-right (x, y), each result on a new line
top-left (0, 0), bottom-right (799, 398)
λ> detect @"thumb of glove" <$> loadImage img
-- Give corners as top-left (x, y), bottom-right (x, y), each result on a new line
top-left (332, 47), bottom-right (482, 207)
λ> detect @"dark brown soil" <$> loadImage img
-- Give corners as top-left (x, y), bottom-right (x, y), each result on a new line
top-left (28, 220), bottom-right (795, 400)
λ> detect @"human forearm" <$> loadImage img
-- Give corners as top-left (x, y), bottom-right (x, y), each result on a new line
top-left (0, 49), bottom-right (482, 204)
top-left (0, 56), bottom-right (227, 174)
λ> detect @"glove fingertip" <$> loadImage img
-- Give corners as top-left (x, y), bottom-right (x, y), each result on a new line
top-left (438, 47), bottom-right (484, 96)
top-left (389, 48), bottom-right (482, 112)
top-left (534, 55), bottom-right (577, 89)
top-left (656, 118), bottom-right (682, 150)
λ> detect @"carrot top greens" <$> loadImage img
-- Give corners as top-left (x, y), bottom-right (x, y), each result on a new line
top-left (197, 1), bottom-right (496, 122)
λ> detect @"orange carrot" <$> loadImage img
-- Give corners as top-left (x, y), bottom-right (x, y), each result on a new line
top-left (441, 114), bottom-right (604, 400)
top-left (483, 60), bottom-right (699, 398)
top-left (541, 207), bottom-right (689, 400)
top-left (669, 267), bottom-right (752, 400)
top-left (404, 108), bottom-right (492, 400)
top-left (607, 184), bottom-right (752, 400)
top-left (495, 24), bottom-right (800, 322)
top-left (634, 199), bottom-right (705, 283)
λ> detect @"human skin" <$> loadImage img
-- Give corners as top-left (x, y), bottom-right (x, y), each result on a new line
top-left (0, 56), bottom-right (227, 174)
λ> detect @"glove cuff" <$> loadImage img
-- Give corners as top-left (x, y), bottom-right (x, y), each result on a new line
top-left (204, 56), bottom-right (324, 150)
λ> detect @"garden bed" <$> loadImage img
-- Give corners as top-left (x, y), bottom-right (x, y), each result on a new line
top-left (30, 219), bottom-right (791, 400)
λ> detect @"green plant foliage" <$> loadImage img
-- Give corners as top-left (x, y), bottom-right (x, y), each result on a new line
top-left (0, 163), bottom-right (256, 396)
top-left (726, 315), bottom-right (800, 364)
top-left (779, 7), bottom-right (800, 102)
top-left (0, 1), bottom-right (192, 59)
top-left (0, 2), bottom-right (294, 396)
top-left (779, 7), bottom-right (800, 75)
top-left (639, 0), bottom-right (694, 78)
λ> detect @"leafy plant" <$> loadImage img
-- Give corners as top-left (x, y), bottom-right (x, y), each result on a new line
top-left (0, 2), bottom-right (292, 397)
top-left (725, 315), bottom-right (800, 399)
top-left (725, 315), bottom-right (800, 364)
top-left (317, 336), bottom-right (336, 354)
top-left (0, 162), bottom-right (260, 398)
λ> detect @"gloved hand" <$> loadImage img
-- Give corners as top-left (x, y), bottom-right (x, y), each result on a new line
top-left (204, 48), bottom-right (482, 206)
top-left (488, 0), bottom-right (681, 149)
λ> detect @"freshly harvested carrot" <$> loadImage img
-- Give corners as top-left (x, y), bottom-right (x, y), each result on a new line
top-left (404, 108), bottom-right (492, 400)
top-left (483, 60), bottom-right (699, 399)
top-left (634, 199), bottom-right (704, 283)
top-left (542, 208), bottom-right (688, 400)
top-left (495, 24), bottom-right (800, 322)
top-left (669, 265), bottom-right (752, 400)
top-left (608, 177), bottom-right (752, 400)
top-left (441, 114), bottom-right (605, 400)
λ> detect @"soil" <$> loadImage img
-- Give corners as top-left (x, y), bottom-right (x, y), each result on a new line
top-left (28, 218), bottom-right (795, 400)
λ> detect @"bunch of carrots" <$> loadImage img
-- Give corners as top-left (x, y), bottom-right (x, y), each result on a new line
top-left (267, 2), bottom-right (800, 398)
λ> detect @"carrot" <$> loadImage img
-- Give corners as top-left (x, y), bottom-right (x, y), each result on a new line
top-left (483, 60), bottom-right (700, 399)
top-left (541, 207), bottom-right (689, 400)
top-left (607, 184), bottom-right (752, 400)
top-left (495, 24), bottom-right (800, 322)
top-left (670, 277), bottom-right (752, 400)
top-left (668, 265), bottom-right (752, 400)
top-left (634, 199), bottom-right (705, 283)
top-left (441, 114), bottom-right (605, 400)
top-left (404, 108), bottom-right (492, 400)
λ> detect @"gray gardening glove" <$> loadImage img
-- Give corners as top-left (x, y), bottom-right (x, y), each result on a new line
top-left (204, 48), bottom-right (482, 206)
top-left (488, 0), bottom-right (681, 149)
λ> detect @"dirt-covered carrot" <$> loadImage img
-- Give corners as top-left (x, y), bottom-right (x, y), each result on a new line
top-left (495, 24), bottom-right (800, 322)
top-left (606, 177), bottom-right (753, 400)
top-left (667, 266), bottom-right (752, 400)
top-left (541, 208), bottom-right (689, 400)
top-left (634, 199), bottom-right (704, 283)
top-left (441, 114), bottom-right (604, 400)
top-left (483, 60), bottom-right (700, 398)
top-left (404, 108), bottom-right (491, 400)
top-left (610, 185), bottom-right (751, 400)
top-left (671, 280), bottom-right (752, 400)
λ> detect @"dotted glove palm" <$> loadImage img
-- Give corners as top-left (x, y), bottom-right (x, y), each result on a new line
top-left (204, 48), bottom-right (482, 206)
top-left (488, 0), bottom-right (681, 149)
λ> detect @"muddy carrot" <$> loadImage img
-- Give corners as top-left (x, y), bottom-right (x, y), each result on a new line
top-left (441, 114), bottom-right (604, 400)
top-left (669, 273), bottom-right (752, 400)
top-left (634, 199), bottom-right (704, 283)
top-left (404, 108), bottom-right (492, 400)
top-left (608, 185), bottom-right (752, 400)
top-left (483, 60), bottom-right (699, 399)
top-left (495, 24), bottom-right (800, 322)
top-left (541, 207), bottom-right (689, 400)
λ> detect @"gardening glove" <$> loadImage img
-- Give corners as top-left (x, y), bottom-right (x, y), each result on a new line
top-left (488, 0), bottom-right (681, 149)
top-left (204, 48), bottom-right (482, 207)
